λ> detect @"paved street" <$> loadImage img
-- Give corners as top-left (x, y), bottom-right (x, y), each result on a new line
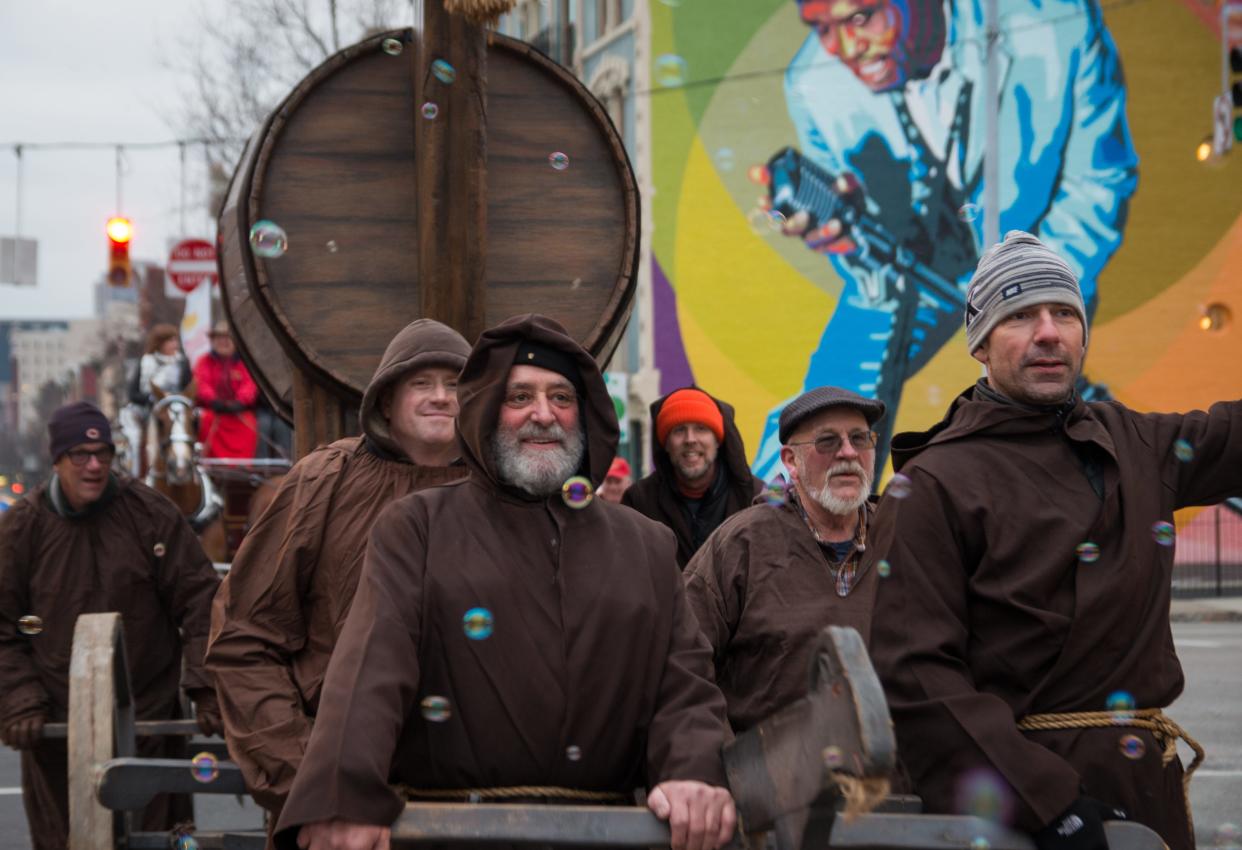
top-left (0, 622), bottom-right (1237, 848)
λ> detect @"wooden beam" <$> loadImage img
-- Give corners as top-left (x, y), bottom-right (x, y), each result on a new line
top-left (414, 1), bottom-right (488, 344)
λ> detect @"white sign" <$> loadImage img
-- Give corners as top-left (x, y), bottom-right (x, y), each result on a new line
top-left (604, 371), bottom-right (630, 444)
top-left (167, 239), bottom-right (218, 294)
top-left (181, 281), bottom-right (213, 365)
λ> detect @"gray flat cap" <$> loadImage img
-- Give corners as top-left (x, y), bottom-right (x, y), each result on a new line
top-left (778, 387), bottom-right (886, 444)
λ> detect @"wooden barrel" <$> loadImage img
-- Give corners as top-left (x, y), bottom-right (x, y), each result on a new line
top-left (218, 27), bottom-right (639, 420)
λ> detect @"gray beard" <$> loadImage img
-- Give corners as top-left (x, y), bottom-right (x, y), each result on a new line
top-left (492, 421), bottom-right (586, 497)
top-left (808, 460), bottom-right (871, 515)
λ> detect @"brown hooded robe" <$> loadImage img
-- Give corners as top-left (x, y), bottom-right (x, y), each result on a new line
top-left (274, 314), bottom-right (730, 845)
top-left (868, 386), bottom-right (1242, 849)
top-left (207, 319), bottom-right (470, 817)
top-left (0, 474), bottom-right (219, 850)
top-left (623, 390), bottom-right (764, 568)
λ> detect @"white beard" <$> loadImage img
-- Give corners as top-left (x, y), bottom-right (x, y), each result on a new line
top-left (492, 421), bottom-right (586, 497)
top-left (808, 460), bottom-right (872, 515)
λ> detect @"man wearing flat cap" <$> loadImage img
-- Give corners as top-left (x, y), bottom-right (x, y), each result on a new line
top-left (0, 401), bottom-right (221, 850)
top-left (868, 231), bottom-right (1242, 850)
top-left (624, 387), bottom-right (764, 568)
top-left (683, 386), bottom-right (884, 733)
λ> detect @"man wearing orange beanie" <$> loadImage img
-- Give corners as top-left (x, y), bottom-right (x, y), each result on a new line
top-left (623, 387), bottom-right (763, 568)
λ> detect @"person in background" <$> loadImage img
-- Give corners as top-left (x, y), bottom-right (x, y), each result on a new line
top-left (598, 456), bottom-right (633, 503)
top-left (193, 322), bottom-right (259, 459)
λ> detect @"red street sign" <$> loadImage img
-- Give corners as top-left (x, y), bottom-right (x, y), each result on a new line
top-left (167, 239), bottom-right (217, 294)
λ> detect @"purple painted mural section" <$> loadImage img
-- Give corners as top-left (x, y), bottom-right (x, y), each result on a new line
top-left (652, 257), bottom-right (694, 394)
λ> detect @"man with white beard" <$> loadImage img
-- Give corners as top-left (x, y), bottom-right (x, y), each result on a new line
top-left (683, 387), bottom-right (886, 733)
top-left (276, 315), bottom-right (737, 850)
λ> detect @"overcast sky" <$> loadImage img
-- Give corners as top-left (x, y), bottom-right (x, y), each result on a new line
top-left (0, 1), bottom-right (223, 320)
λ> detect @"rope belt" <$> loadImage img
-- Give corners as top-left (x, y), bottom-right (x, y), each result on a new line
top-left (399, 785), bottom-right (632, 803)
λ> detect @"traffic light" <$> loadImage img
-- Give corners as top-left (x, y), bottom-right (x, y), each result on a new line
top-left (106, 216), bottom-right (132, 287)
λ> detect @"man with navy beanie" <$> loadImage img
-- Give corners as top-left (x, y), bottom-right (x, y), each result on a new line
top-left (867, 231), bottom-right (1242, 850)
top-left (0, 401), bottom-right (221, 850)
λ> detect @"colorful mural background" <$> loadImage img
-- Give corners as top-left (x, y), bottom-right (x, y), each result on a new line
top-left (650, 0), bottom-right (1242, 483)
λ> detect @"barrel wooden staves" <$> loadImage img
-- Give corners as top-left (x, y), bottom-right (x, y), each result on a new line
top-left (218, 18), bottom-right (639, 456)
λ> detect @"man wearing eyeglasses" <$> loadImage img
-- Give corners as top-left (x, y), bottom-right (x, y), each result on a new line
top-left (0, 401), bottom-right (221, 850)
top-left (683, 387), bottom-right (885, 733)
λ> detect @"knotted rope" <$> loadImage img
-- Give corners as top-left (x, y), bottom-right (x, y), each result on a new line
top-left (401, 784), bottom-right (631, 803)
top-left (444, 0), bottom-right (517, 25)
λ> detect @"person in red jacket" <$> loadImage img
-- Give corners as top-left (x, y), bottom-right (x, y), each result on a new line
top-left (193, 322), bottom-right (259, 459)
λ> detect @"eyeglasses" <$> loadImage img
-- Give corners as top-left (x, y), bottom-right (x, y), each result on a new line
top-left (65, 446), bottom-right (116, 467)
top-left (786, 430), bottom-right (877, 455)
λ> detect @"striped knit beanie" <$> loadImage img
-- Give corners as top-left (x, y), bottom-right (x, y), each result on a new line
top-left (965, 230), bottom-right (1088, 353)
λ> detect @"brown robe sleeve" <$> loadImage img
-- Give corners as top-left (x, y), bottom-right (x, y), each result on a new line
top-left (275, 501), bottom-right (426, 837)
top-left (868, 468), bottom-right (1081, 832)
top-left (206, 452), bottom-right (341, 811)
top-left (683, 533), bottom-right (742, 664)
top-left (646, 531), bottom-right (731, 787)
top-left (1153, 399), bottom-right (1242, 507)
top-left (0, 501), bottom-right (51, 725)
top-left (140, 486), bottom-right (221, 695)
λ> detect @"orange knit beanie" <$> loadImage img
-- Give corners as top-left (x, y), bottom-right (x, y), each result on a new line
top-left (656, 388), bottom-right (725, 446)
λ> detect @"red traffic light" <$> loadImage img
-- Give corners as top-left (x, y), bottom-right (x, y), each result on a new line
top-left (106, 217), bottom-right (133, 244)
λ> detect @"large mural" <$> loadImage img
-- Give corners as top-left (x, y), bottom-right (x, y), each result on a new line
top-left (650, 0), bottom-right (1242, 482)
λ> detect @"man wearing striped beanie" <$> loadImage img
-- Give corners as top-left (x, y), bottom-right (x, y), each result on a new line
top-left (865, 230), bottom-right (1242, 850)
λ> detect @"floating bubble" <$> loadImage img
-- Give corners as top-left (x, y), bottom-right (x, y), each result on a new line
top-left (153, 542), bottom-right (166, 557)
top-left (190, 752), bottom-right (219, 783)
top-left (970, 838), bottom-right (991, 850)
top-left (561, 476), bottom-right (594, 509)
top-left (877, 560), bottom-right (892, 578)
top-left (655, 54), bottom-right (688, 87)
top-left (1076, 542), bottom-right (1100, 564)
top-left (17, 615), bottom-right (43, 636)
top-left (746, 207), bottom-right (785, 236)
top-left (381, 37), bottom-right (404, 56)
top-left (958, 203), bottom-right (981, 223)
top-left (1119, 734), bottom-right (1145, 760)
top-left (714, 148), bottom-right (736, 172)
top-left (462, 607), bottom-right (494, 640)
top-left (421, 695), bottom-right (452, 722)
top-left (175, 835), bottom-right (200, 850)
top-left (548, 151), bottom-right (570, 171)
top-left (570, 277), bottom-right (583, 290)
top-left (1106, 690), bottom-right (1136, 722)
top-left (886, 473), bottom-right (913, 500)
top-left (927, 385), bottom-right (943, 405)
top-left (566, 745), bottom-right (582, 761)
top-left (1173, 439), bottom-right (1194, 463)
top-left (1151, 521), bottom-right (1176, 547)
top-left (761, 482), bottom-right (787, 507)
top-left (421, 102), bottom-right (439, 120)
top-left (431, 59), bottom-right (457, 85)
top-left (1214, 823), bottom-right (1241, 849)
top-left (954, 767), bottom-right (1013, 824)
top-left (1198, 303), bottom-right (1232, 333)
top-left (326, 240), bottom-right (339, 253)
top-left (658, 0), bottom-right (683, 6)
top-left (249, 220), bottom-right (288, 259)
top-left (823, 746), bottom-right (845, 768)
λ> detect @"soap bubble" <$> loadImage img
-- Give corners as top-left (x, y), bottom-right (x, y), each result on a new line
top-left (153, 542), bottom-right (166, 557)
top-left (548, 151), bottom-right (571, 171)
top-left (954, 767), bottom-right (1014, 824)
top-left (1119, 734), bottom-right (1145, 759)
top-left (462, 607), bottom-right (494, 640)
top-left (1151, 521), bottom-right (1175, 547)
top-left (17, 615), bottom-right (43, 636)
top-left (190, 752), bottom-right (219, 783)
top-left (823, 746), bottom-right (845, 768)
top-left (958, 203), bottom-right (981, 223)
top-left (655, 54), bottom-right (688, 87)
top-left (420, 695), bottom-right (452, 722)
top-left (381, 38), bottom-right (403, 56)
top-left (249, 221), bottom-right (288, 259)
top-left (714, 148), bottom-right (736, 172)
top-left (1106, 690), bottom-right (1136, 722)
top-left (886, 473), bottom-right (912, 500)
top-left (431, 59), bottom-right (457, 85)
top-left (1173, 439), bottom-right (1194, 462)
top-left (566, 745), bottom-right (582, 761)
top-left (561, 476), bottom-right (594, 509)
top-left (970, 838), bottom-right (991, 850)
top-left (421, 102), bottom-right (439, 120)
top-left (877, 560), bottom-right (892, 578)
top-left (1076, 542), bottom-right (1100, 564)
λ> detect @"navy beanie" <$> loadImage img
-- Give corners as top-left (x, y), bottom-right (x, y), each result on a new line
top-left (48, 401), bottom-right (113, 461)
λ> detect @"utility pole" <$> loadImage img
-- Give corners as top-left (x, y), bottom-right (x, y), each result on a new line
top-left (983, 0), bottom-right (1000, 248)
